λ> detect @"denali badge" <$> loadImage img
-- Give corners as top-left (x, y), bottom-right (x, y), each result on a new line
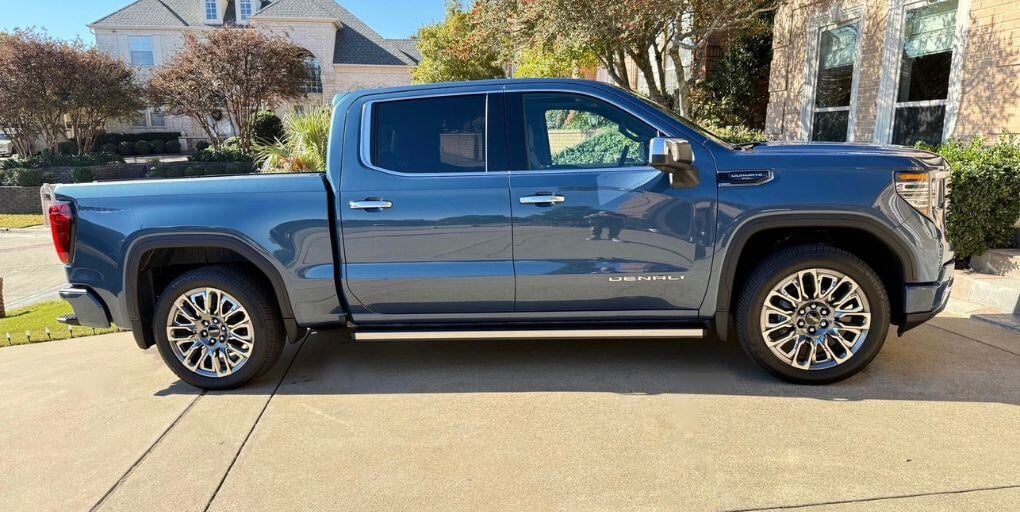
top-left (609, 275), bottom-right (684, 282)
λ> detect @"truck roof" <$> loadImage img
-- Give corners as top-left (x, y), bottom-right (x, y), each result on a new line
top-left (332, 78), bottom-right (625, 105)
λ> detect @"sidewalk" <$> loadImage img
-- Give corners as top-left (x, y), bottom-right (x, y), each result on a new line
top-left (0, 226), bottom-right (66, 309)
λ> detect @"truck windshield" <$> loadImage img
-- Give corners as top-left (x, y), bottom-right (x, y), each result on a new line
top-left (633, 96), bottom-right (738, 149)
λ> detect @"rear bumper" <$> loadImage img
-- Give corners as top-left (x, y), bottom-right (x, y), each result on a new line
top-left (899, 262), bottom-right (954, 334)
top-left (58, 286), bottom-right (112, 329)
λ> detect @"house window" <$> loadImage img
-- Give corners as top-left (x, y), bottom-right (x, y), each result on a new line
top-left (810, 24), bottom-right (859, 142)
top-left (890, 0), bottom-right (958, 146)
top-left (239, 0), bottom-right (253, 21)
top-left (149, 108), bottom-right (167, 128)
top-left (302, 55), bottom-right (323, 93)
top-left (129, 36), bottom-right (154, 67)
top-left (131, 108), bottom-right (166, 128)
top-left (205, 0), bottom-right (218, 21)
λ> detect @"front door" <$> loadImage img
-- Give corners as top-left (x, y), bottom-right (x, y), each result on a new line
top-left (508, 91), bottom-right (715, 313)
top-left (339, 92), bottom-right (514, 317)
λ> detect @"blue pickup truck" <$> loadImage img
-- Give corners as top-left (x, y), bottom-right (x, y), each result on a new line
top-left (51, 79), bottom-right (953, 389)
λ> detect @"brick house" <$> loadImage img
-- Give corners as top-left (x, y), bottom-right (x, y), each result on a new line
top-left (89, 0), bottom-right (419, 143)
top-left (765, 0), bottom-right (1018, 145)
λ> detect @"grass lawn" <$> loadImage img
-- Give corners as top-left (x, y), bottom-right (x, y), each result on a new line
top-left (0, 214), bottom-right (45, 229)
top-left (0, 300), bottom-right (118, 347)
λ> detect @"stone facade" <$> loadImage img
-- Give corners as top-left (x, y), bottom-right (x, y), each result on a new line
top-left (766, 0), bottom-right (1019, 143)
top-left (0, 187), bottom-right (43, 214)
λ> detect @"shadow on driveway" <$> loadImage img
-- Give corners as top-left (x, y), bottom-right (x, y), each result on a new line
top-left (154, 319), bottom-right (1020, 405)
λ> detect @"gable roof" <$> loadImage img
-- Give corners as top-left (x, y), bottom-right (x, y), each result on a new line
top-left (92, 0), bottom-right (191, 27)
top-left (254, 0), bottom-right (420, 65)
top-left (91, 0), bottom-right (420, 66)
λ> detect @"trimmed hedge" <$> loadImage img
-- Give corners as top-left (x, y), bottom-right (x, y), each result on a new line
top-left (0, 151), bottom-right (123, 170)
top-left (921, 135), bottom-right (1020, 259)
top-left (95, 132), bottom-right (181, 146)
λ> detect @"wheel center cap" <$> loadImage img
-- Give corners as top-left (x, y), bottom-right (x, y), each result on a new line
top-left (207, 324), bottom-right (222, 337)
top-left (804, 312), bottom-right (822, 326)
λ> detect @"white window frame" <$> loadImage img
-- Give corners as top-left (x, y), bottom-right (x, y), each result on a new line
top-left (799, 5), bottom-right (865, 142)
top-left (130, 108), bottom-right (167, 129)
top-left (204, 0), bottom-right (220, 22)
top-left (874, 0), bottom-right (970, 144)
top-left (128, 36), bottom-right (155, 68)
top-left (238, 0), bottom-right (253, 22)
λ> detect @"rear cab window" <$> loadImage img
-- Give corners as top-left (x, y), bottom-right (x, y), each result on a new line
top-left (369, 95), bottom-right (487, 174)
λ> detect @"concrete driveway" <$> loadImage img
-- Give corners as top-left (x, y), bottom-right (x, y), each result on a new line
top-left (1, 313), bottom-right (1018, 511)
top-left (0, 226), bottom-right (66, 309)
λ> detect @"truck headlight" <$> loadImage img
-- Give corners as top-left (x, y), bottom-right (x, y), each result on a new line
top-left (895, 171), bottom-right (934, 219)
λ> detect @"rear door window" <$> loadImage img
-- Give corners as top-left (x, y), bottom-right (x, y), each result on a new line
top-left (370, 95), bottom-right (487, 173)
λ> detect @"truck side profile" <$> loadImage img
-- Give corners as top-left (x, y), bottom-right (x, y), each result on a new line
top-left (52, 79), bottom-right (953, 389)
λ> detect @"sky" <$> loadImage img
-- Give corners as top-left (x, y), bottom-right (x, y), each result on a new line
top-left (0, 0), bottom-right (451, 42)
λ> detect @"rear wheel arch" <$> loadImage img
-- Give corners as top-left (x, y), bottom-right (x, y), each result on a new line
top-left (123, 234), bottom-right (301, 348)
top-left (714, 214), bottom-right (915, 340)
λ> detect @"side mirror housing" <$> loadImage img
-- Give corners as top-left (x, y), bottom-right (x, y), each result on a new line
top-left (649, 137), bottom-right (698, 188)
top-left (649, 137), bottom-right (694, 171)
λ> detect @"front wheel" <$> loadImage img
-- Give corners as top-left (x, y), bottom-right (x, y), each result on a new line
top-left (735, 245), bottom-right (890, 384)
top-left (153, 266), bottom-right (285, 390)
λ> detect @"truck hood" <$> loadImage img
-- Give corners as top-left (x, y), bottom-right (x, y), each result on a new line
top-left (742, 142), bottom-right (945, 167)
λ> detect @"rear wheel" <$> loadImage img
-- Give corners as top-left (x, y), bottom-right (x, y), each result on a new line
top-left (153, 266), bottom-right (284, 390)
top-left (735, 245), bottom-right (890, 384)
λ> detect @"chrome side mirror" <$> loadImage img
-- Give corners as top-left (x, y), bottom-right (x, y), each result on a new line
top-left (649, 137), bottom-right (694, 172)
top-left (649, 137), bottom-right (698, 188)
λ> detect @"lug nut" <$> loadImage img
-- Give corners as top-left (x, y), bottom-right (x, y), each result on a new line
top-left (213, 318), bottom-right (219, 324)
top-left (820, 321), bottom-right (829, 328)
top-left (811, 304), bottom-right (818, 310)
top-left (808, 327), bottom-right (816, 334)
top-left (821, 308), bottom-right (829, 315)
top-left (797, 320), bottom-right (805, 327)
top-left (799, 309), bottom-right (806, 315)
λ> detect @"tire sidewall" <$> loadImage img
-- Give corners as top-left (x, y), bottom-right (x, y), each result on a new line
top-left (153, 272), bottom-right (272, 390)
top-left (737, 250), bottom-right (890, 384)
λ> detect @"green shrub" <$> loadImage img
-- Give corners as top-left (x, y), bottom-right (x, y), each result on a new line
top-left (150, 139), bottom-right (166, 154)
top-left (165, 140), bottom-right (182, 153)
top-left (190, 138), bottom-right (253, 163)
top-left (71, 167), bottom-right (94, 183)
top-left (253, 110), bottom-right (285, 143)
top-left (134, 140), bottom-right (152, 155)
top-left (0, 151), bottom-right (124, 169)
top-left (95, 132), bottom-right (182, 146)
top-left (698, 122), bottom-right (766, 145)
top-left (920, 135), bottom-right (1020, 258)
top-left (194, 140), bottom-right (211, 151)
top-left (118, 141), bottom-right (134, 155)
top-left (101, 143), bottom-right (118, 154)
top-left (552, 130), bottom-right (642, 167)
top-left (13, 168), bottom-right (43, 187)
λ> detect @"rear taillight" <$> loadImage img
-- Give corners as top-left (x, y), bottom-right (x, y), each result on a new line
top-left (48, 201), bottom-right (74, 264)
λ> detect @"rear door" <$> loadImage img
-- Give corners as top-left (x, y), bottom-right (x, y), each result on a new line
top-left (507, 89), bottom-right (715, 313)
top-left (338, 91), bottom-right (514, 317)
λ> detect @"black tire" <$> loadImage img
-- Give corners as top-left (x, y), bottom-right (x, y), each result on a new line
top-left (153, 265), bottom-right (285, 390)
top-left (735, 245), bottom-right (890, 384)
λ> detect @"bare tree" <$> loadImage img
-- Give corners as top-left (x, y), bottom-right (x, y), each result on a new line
top-left (149, 29), bottom-right (308, 152)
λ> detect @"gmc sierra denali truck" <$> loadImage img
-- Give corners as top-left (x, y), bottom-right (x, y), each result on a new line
top-left (51, 79), bottom-right (953, 389)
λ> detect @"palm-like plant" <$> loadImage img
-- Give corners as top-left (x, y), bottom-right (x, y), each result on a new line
top-left (256, 106), bottom-right (331, 173)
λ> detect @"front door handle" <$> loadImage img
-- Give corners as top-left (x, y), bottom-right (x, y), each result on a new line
top-left (519, 194), bottom-right (566, 205)
top-left (349, 200), bottom-right (393, 210)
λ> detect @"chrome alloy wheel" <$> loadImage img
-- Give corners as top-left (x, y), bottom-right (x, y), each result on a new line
top-left (759, 268), bottom-right (871, 370)
top-left (166, 287), bottom-right (254, 378)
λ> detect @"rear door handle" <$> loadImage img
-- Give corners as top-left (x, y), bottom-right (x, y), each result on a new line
top-left (349, 200), bottom-right (393, 210)
top-left (519, 195), bottom-right (566, 205)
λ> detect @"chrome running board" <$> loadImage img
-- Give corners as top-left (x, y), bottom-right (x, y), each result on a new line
top-left (353, 328), bottom-right (704, 342)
